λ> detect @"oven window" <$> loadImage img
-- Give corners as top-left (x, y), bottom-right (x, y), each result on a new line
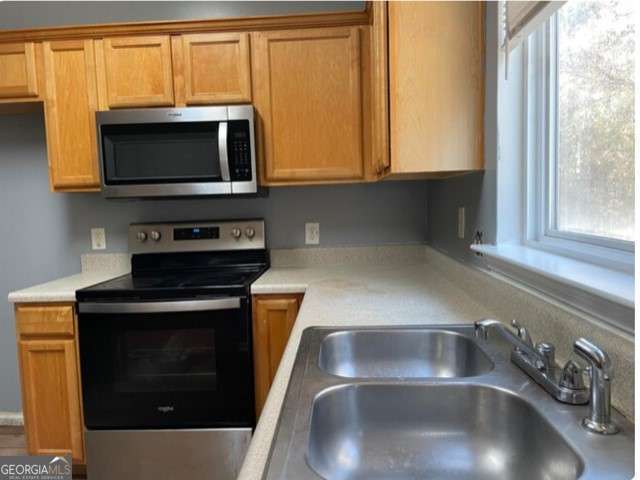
top-left (78, 304), bottom-right (254, 429)
top-left (101, 122), bottom-right (221, 184)
top-left (116, 328), bottom-right (217, 393)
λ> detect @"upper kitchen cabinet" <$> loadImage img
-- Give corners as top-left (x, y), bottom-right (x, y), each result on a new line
top-left (0, 42), bottom-right (40, 100)
top-left (43, 40), bottom-right (100, 191)
top-left (96, 35), bottom-right (174, 108)
top-left (388, 2), bottom-right (485, 176)
top-left (173, 32), bottom-right (252, 106)
top-left (252, 27), bottom-right (365, 185)
top-left (0, 5), bottom-right (413, 191)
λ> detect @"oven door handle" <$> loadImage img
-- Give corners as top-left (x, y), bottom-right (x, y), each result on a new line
top-left (78, 297), bottom-right (242, 314)
top-left (218, 121), bottom-right (231, 182)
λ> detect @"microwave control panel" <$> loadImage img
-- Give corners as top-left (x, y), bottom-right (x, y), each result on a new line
top-left (228, 120), bottom-right (253, 182)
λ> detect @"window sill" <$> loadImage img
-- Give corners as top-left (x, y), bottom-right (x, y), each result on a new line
top-left (470, 243), bottom-right (634, 334)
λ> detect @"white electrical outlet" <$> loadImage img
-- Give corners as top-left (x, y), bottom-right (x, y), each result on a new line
top-left (91, 228), bottom-right (106, 250)
top-left (305, 222), bottom-right (320, 245)
top-left (457, 207), bottom-right (465, 239)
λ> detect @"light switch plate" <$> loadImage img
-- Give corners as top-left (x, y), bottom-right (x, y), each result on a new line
top-left (457, 207), bottom-right (465, 239)
top-left (305, 222), bottom-right (320, 245)
top-left (91, 228), bottom-right (106, 250)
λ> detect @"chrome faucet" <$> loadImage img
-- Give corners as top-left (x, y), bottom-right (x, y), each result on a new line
top-left (474, 319), bottom-right (589, 405)
top-left (574, 338), bottom-right (619, 435)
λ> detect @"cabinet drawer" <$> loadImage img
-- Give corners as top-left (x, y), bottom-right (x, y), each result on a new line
top-left (16, 304), bottom-right (75, 337)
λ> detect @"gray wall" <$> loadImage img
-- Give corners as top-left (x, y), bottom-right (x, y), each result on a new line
top-left (427, 2), bottom-right (499, 264)
top-left (0, 1), bottom-right (363, 29)
top-left (0, 1), bottom-right (425, 413)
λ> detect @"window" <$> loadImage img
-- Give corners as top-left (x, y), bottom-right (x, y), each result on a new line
top-left (526, 0), bottom-right (635, 265)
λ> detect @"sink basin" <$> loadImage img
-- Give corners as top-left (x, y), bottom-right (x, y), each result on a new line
top-left (318, 329), bottom-right (493, 378)
top-left (308, 384), bottom-right (583, 480)
top-left (265, 327), bottom-right (634, 480)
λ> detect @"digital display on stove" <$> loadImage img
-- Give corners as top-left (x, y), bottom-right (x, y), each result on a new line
top-left (173, 227), bottom-right (219, 241)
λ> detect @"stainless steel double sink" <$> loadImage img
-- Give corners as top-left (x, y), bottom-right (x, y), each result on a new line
top-left (263, 326), bottom-right (634, 480)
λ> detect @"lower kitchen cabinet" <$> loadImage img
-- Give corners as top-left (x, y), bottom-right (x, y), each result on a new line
top-left (15, 304), bottom-right (85, 464)
top-left (252, 294), bottom-right (304, 416)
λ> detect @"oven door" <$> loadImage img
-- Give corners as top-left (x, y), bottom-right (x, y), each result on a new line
top-left (97, 107), bottom-right (232, 198)
top-left (78, 297), bottom-right (254, 430)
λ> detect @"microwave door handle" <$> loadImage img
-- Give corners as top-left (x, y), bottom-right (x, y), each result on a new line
top-left (218, 121), bottom-right (231, 182)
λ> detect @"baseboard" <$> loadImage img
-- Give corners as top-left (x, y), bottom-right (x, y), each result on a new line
top-left (0, 411), bottom-right (24, 426)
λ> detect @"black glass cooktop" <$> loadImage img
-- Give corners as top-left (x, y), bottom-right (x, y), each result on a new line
top-left (77, 250), bottom-right (269, 302)
top-left (77, 269), bottom-right (265, 301)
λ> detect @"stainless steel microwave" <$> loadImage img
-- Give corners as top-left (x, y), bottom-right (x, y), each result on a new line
top-left (96, 105), bottom-right (257, 198)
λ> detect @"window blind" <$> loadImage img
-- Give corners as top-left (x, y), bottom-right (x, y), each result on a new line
top-left (503, 1), bottom-right (565, 51)
top-left (501, 1), bottom-right (565, 78)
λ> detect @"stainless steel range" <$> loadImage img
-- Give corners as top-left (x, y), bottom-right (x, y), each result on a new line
top-left (76, 219), bottom-right (268, 480)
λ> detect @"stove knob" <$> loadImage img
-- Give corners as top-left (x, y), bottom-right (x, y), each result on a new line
top-left (245, 227), bottom-right (255, 239)
top-left (150, 231), bottom-right (162, 242)
top-left (231, 227), bottom-right (242, 239)
top-left (136, 231), bottom-right (148, 242)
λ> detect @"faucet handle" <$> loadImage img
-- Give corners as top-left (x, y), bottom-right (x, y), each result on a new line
top-left (511, 319), bottom-right (533, 347)
top-left (560, 360), bottom-right (586, 390)
top-left (535, 342), bottom-right (556, 372)
top-left (573, 337), bottom-right (618, 435)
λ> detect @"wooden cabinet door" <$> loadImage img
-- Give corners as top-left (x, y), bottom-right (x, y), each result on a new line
top-left (175, 32), bottom-right (252, 105)
top-left (252, 27), bottom-right (364, 184)
top-left (98, 35), bottom-right (174, 108)
top-left (389, 2), bottom-right (485, 174)
top-left (43, 40), bottom-right (100, 191)
top-left (0, 42), bottom-right (39, 98)
top-left (15, 305), bottom-right (84, 464)
top-left (252, 294), bottom-right (303, 416)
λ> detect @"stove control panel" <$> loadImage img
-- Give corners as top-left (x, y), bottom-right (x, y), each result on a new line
top-left (129, 220), bottom-right (265, 253)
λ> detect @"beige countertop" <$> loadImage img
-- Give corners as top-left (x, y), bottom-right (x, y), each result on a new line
top-left (241, 262), bottom-right (495, 480)
top-left (7, 253), bottom-right (130, 303)
top-left (7, 270), bottom-right (128, 303)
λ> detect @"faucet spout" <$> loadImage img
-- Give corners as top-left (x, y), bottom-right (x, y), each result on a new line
top-left (474, 319), bottom-right (501, 341)
top-left (473, 319), bottom-right (539, 360)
